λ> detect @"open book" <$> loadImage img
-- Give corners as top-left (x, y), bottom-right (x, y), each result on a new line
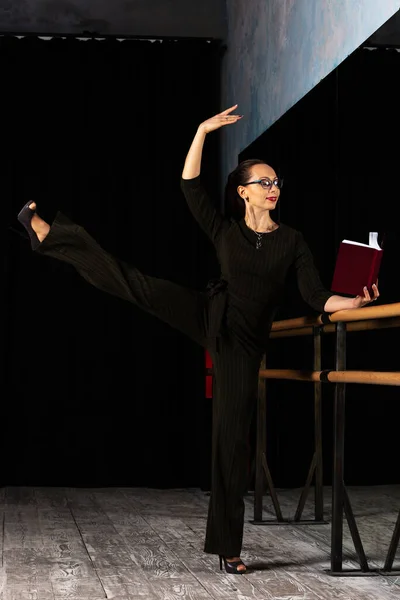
top-left (331, 232), bottom-right (383, 297)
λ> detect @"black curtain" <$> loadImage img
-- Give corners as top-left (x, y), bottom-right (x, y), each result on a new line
top-left (3, 36), bottom-right (223, 487)
top-left (241, 46), bottom-right (400, 488)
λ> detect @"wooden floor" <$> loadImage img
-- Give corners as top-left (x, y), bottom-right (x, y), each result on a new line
top-left (0, 485), bottom-right (399, 600)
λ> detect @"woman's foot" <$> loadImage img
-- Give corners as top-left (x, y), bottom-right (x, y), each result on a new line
top-left (17, 202), bottom-right (50, 249)
top-left (28, 203), bottom-right (50, 242)
top-left (226, 556), bottom-right (247, 572)
top-left (219, 555), bottom-right (247, 574)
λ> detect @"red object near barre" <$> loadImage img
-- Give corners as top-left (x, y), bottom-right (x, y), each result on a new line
top-left (205, 349), bottom-right (213, 398)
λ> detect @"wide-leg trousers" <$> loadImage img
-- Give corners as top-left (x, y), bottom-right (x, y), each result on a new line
top-left (35, 212), bottom-right (263, 557)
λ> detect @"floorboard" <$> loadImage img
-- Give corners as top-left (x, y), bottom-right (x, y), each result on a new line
top-left (0, 485), bottom-right (398, 600)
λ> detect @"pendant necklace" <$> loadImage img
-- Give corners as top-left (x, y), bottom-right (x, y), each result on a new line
top-left (254, 224), bottom-right (276, 250)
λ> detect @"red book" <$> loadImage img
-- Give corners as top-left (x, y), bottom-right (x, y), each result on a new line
top-left (331, 233), bottom-right (383, 297)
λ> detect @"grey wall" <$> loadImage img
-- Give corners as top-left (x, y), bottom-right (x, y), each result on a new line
top-left (221, 1), bottom-right (400, 182)
top-left (0, 0), bottom-right (226, 38)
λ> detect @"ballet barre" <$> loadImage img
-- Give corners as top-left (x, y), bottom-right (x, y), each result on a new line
top-left (253, 302), bottom-right (400, 576)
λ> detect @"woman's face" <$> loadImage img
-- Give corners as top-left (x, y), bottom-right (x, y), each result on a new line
top-left (238, 163), bottom-right (281, 211)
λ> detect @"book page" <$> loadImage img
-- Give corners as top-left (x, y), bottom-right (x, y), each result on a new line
top-left (342, 233), bottom-right (381, 250)
top-left (369, 232), bottom-right (380, 249)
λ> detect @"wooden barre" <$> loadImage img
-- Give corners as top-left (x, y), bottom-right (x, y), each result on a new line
top-left (271, 302), bottom-right (400, 332)
top-left (270, 316), bottom-right (400, 338)
top-left (258, 369), bottom-right (400, 386)
top-left (206, 367), bottom-right (400, 385)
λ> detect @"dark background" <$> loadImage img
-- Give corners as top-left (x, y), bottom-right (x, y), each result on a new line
top-left (3, 35), bottom-right (222, 487)
top-left (3, 37), bottom-right (400, 489)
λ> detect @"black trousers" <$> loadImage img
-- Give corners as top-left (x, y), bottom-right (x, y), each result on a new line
top-left (36, 212), bottom-right (263, 557)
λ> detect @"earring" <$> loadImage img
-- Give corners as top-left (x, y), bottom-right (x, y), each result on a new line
top-left (245, 197), bottom-right (249, 202)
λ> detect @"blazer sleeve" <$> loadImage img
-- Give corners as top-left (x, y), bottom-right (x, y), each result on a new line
top-left (180, 176), bottom-right (224, 244)
top-left (294, 231), bottom-right (334, 313)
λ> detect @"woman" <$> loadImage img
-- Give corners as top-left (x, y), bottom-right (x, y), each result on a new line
top-left (17, 104), bottom-right (379, 574)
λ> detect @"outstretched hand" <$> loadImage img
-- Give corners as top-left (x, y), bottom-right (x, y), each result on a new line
top-left (199, 104), bottom-right (243, 134)
top-left (351, 282), bottom-right (380, 308)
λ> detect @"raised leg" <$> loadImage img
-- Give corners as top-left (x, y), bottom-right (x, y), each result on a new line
top-left (23, 208), bottom-right (208, 346)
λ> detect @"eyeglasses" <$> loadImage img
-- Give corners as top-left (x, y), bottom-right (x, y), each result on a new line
top-left (243, 177), bottom-right (283, 190)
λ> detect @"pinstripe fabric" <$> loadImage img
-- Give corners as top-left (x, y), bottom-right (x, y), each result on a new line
top-left (34, 211), bottom-right (262, 557)
top-left (181, 176), bottom-right (333, 357)
top-left (36, 212), bottom-right (209, 347)
top-left (205, 339), bottom-right (262, 556)
top-left (33, 171), bottom-right (334, 559)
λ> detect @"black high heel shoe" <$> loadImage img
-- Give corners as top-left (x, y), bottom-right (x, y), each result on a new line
top-left (219, 555), bottom-right (247, 574)
top-left (17, 201), bottom-right (40, 250)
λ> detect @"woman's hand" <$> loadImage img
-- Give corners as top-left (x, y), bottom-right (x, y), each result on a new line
top-left (198, 104), bottom-right (243, 134)
top-left (324, 281), bottom-right (380, 313)
top-left (351, 282), bottom-right (380, 308)
top-left (182, 104), bottom-right (242, 180)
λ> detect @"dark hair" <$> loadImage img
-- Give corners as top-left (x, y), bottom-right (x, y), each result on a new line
top-left (224, 158), bottom-right (268, 220)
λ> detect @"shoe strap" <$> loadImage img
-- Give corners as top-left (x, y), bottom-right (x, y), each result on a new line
top-left (226, 559), bottom-right (245, 568)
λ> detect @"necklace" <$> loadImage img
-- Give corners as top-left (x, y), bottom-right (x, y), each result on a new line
top-left (247, 223), bottom-right (277, 250)
top-left (255, 231), bottom-right (268, 250)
